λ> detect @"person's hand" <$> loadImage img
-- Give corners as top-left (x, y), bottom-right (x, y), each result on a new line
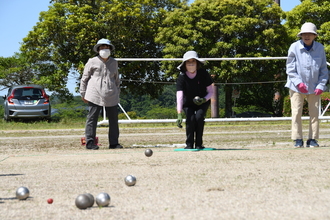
top-left (314, 89), bottom-right (323, 95)
top-left (81, 97), bottom-right (88, 103)
top-left (297, 83), bottom-right (308, 93)
top-left (193, 97), bottom-right (206, 105)
top-left (176, 113), bottom-right (183, 128)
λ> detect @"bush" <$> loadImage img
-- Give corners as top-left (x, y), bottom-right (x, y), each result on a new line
top-left (282, 92), bottom-right (330, 116)
top-left (52, 104), bottom-right (88, 119)
top-left (118, 111), bottom-right (139, 119)
top-left (146, 106), bottom-right (177, 119)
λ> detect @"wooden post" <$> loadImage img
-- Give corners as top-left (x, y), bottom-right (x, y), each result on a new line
top-left (210, 83), bottom-right (219, 118)
top-left (210, 74), bottom-right (219, 118)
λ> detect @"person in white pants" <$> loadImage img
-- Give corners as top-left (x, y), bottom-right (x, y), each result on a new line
top-left (285, 22), bottom-right (329, 148)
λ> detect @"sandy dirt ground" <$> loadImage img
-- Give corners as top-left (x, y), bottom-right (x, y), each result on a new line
top-left (1, 122), bottom-right (330, 220)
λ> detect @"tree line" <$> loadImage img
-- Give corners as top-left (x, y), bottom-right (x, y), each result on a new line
top-left (0, 0), bottom-right (329, 118)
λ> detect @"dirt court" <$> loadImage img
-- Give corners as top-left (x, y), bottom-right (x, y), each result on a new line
top-left (1, 122), bottom-right (330, 220)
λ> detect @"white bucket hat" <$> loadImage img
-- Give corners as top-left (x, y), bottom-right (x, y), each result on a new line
top-left (177, 51), bottom-right (205, 70)
top-left (93, 38), bottom-right (115, 53)
top-left (297, 22), bottom-right (318, 37)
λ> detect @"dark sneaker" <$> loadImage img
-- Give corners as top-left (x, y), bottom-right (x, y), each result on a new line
top-left (294, 139), bottom-right (304, 148)
top-left (109, 144), bottom-right (123, 149)
top-left (86, 140), bottom-right (99, 150)
top-left (195, 146), bottom-right (205, 150)
top-left (306, 139), bottom-right (319, 148)
top-left (86, 144), bottom-right (99, 150)
top-left (184, 146), bottom-right (193, 149)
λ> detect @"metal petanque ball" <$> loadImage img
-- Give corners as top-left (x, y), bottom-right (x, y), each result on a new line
top-left (125, 175), bottom-right (137, 186)
top-left (193, 96), bottom-right (200, 102)
top-left (75, 194), bottom-right (91, 209)
top-left (96, 192), bottom-right (111, 207)
top-left (84, 193), bottom-right (95, 207)
top-left (16, 186), bottom-right (30, 200)
top-left (145, 149), bottom-right (153, 157)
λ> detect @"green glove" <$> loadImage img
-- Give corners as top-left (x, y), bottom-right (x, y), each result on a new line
top-left (194, 97), bottom-right (206, 105)
top-left (176, 113), bottom-right (183, 128)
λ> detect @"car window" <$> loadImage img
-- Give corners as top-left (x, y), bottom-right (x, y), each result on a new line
top-left (13, 88), bottom-right (43, 100)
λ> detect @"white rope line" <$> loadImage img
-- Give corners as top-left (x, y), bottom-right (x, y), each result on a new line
top-left (116, 57), bottom-right (288, 61)
top-left (120, 79), bottom-right (286, 85)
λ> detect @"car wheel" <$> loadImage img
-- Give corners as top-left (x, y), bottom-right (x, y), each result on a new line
top-left (4, 113), bottom-right (11, 122)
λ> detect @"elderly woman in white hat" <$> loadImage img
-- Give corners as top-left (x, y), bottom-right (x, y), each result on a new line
top-left (80, 38), bottom-right (123, 150)
top-left (176, 51), bottom-right (214, 150)
top-left (285, 22), bottom-right (329, 148)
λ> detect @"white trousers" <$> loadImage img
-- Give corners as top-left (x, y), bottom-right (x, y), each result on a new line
top-left (289, 89), bottom-right (319, 140)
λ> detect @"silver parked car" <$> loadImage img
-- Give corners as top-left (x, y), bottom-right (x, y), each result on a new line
top-left (3, 85), bottom-right (51, 121)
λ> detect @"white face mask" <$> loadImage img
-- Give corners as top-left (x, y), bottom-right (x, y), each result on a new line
top-left (99, 49), bottom-right (111, 58)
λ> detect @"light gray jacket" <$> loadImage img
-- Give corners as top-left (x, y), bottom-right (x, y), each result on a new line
top-left (285, 40), bottom-right (328, 94)
top-left (80, 56), bottom-right (120, 107)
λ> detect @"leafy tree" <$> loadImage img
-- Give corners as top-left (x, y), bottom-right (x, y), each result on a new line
top-left (284, 0), bottom-right (330, 61)
top-left (119, 85), bottom-right (176, 117)
top-left (0, 53), bottom-right (35, 91)
top-left (156, 84), bottom-right (176, 108)
top-left (156, 0), bottom-right (289, 117)
top-left (20, 0), bottom-right (187, 101)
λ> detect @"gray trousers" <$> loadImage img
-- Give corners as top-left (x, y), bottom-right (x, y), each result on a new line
top-left (85, 102), bottom-right (119, 146)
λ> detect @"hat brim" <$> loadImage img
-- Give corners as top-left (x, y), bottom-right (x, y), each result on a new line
top-left (93, 44), bottom-right (115, 53)
top-left (297, 31), bottom-right (318, 37)
top-left (177, 58), bottom-right (205, 70)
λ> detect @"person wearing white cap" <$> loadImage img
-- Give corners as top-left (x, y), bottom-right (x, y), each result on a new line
top-left (80, 38), bottom-right (123, 150)
top-left (285, 22), bottom-right (329, 148)
top-left (176, 51), bottom-right (214, 149)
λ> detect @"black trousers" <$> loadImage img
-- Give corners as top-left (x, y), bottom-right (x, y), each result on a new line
top-left (183, 101), bottom-right (210, 148)
top-left (85, 102), bottom-right (119, 146)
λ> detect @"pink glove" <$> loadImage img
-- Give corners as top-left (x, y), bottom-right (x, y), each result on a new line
top-left (297, 83), bottom-right (308, 93)
top-left (314, 89), bottom-right (323, 95)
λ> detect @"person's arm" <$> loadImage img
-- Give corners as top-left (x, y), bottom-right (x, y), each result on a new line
top-left (114, 60), bottom-right (121, 95)
top-left (176, 90), bottom-right (183, 128)
top-left (176, 90), bottom-right (183, 113)
top-left (316, 47), bottom-right (329, 91)
top-left (203, 84), bottom-right (214, 101)
top-left (80, 59), bottom-right (92, 103)
top-left (286, 45), bottom-right (303, 86)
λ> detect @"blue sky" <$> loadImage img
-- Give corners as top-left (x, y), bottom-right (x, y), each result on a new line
top-left (0, 0), bottom-right (301, 95)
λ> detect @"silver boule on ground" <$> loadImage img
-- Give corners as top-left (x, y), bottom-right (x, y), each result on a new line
top-left (84, 193), bottom-right (95, 207)
top-left (144, 149), bottom-right (153, 157)
top-left (124, 175), bottom-right (137, 186)
top-left (16, 186), bottom-right (29, 200)
top-left (75, 194), bottom-right (91, 209)
top-left (95, 192), bottom-right (110, 207)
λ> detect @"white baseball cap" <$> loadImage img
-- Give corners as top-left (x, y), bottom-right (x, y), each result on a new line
top-left (177, 51), bottom-right (205, 70)
top-left (297, 22), bottom-right (318, 37)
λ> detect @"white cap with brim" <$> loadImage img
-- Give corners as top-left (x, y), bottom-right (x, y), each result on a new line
top-left (93, 38), bottom-right (115, 53)
top-left (177, 51), bottom-right (206, 70)
top-left (297, 22), bottom-right (318, 37)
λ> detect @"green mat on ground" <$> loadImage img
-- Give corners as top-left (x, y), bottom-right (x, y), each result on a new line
top-left (174, 148), bottom-right (216, 151)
